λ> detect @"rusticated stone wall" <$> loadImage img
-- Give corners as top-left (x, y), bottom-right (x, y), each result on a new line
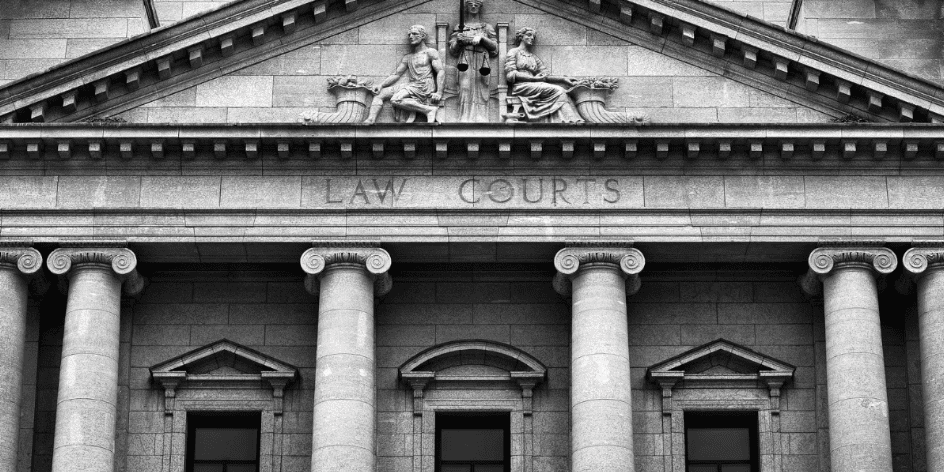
top-left (23, 264), bottom-right (925, 472)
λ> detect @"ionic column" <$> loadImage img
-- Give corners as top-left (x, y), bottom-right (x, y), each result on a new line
top-left (301, 243), bottom-right (392, 472)
top-left (801, 245), bottom-right (897, 472)
top-left (0, 246), bottom-right (42, 471)
top-left (903, 245), bottom-right (944, 470)
top-left (553, 243), bottom-right (644, 472)
top-left (47, 246), bottom-right (143, 472)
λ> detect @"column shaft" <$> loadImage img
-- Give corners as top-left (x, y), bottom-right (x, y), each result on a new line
top-left (916, 267), bottom-right (944, 468)
top-left (312, 264), bottom-right (376, 471)
top-left (51, 265), bottom-right (123, 472)
top-left (822, 265), bottom-right (893, 472)
top-left (570, 264), bottom-right (634, 472)
top-left (0, 267), bottom-right (29, 471)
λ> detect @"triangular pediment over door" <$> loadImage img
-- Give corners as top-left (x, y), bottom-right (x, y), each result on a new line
top-left (3, 0), bottom-right (944, 125)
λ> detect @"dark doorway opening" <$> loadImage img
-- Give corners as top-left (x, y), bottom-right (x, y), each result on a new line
top-left (186, 411), bottom-right (261, 472)
top-left (685, 411), bottom-right (759, 472)
top-left (436, 412), bottom-right (511, 472)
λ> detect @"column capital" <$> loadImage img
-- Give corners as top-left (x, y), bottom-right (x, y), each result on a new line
top-left (300, 242), bottom-right (392, 297)
top-left (800, 244), bottom-right (897, 296)
top-left (0, 244), bottom-right (42, 275)
top-left (47, 244), bottom-right (143, 295)
top-left (553, 242), bottom-right (645, 297)
top-left (903, 241), bottom-right (944, 275)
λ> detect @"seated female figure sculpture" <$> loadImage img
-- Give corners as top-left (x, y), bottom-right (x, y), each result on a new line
top-left (505, 27), bottom-right (584, 123)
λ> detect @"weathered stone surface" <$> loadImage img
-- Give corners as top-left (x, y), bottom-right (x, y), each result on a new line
top-left (806, 246), bottom-right (896, 472)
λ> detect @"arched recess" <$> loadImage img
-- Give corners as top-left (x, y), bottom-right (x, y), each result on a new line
top-left (398, 340), bottom-right (547, 472)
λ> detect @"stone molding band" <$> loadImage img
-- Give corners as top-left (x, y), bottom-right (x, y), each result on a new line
top-left (0, 247), bottom-right (43, 275)
top-left (552, 243), bottom-right (645, 297)
top-left (301, 243), bottom-right (393, 297)
top-left (800, 245), bottom-right (898, 296)
top-left (47, 247), bottom-right (144, 295)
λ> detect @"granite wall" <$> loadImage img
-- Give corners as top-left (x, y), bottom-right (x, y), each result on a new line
top-left (23, 264), bottom-right (928, 472)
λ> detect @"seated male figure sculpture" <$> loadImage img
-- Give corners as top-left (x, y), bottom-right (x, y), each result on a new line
top-left (365, 25), bottom-right (444, 124)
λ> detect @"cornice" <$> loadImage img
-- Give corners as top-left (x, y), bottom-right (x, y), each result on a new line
top-left (47, 246), bottom-right (145, 295)
top-left (553, 242), bottom-right (645, 297)
top-left (0, 0), bottom-right (420, 124)
top-left (1, 123), bottom-right (943, 163)
top-left (521, 0), bottom-right (944, 123)
top-left (1, 0), bottom-right (943, 125)
top-left (300, 242), bottom-right (392, 297)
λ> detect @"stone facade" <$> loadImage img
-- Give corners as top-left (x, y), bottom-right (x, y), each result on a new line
top-left (2, 0), bottom-right (944, 471)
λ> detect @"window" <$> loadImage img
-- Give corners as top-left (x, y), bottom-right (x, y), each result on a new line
top-left (685, 411), bottom-right (758, 472)
top-left (436, 412), bottom-right (510, 472)
top-left (186, 412), bottom-right (261, 472)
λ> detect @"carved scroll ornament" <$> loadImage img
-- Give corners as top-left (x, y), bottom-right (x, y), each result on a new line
top-left (903, 243), bottom-right (944, 275)
top-left (800, 244), bottom-right (897, 296)
top-left (300, 242), bottom-right (393, 297)
top-left (47, 246), bottom-right (144, 295)
top-left (553, 242), bottom-right (645, 297)
top-left (0, 246), bottom-right (43, 275)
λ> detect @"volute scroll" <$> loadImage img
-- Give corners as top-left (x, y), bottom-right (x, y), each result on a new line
top-left (301, 242), bottom-right (393, 297)
top-left (553, 243), bottom-right (645, 297)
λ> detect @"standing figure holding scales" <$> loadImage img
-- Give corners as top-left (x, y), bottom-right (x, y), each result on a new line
top-left (365, 25), bottom-right (444, 124)
top-left (449, 0), bottom-right (498, 122)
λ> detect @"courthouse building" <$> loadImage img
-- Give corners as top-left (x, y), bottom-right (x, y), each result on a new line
top-left (3, 0), bottom-right (944, 471)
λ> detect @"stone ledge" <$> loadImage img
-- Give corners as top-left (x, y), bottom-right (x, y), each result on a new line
top-left (0, 123), bottom-right (942, 163)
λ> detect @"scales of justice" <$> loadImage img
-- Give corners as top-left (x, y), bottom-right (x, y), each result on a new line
top-left (304, 0), bottom-right (648, 125)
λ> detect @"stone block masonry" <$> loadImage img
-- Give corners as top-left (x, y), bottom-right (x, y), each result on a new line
top-left (0, 0), bottom-right (148, 85)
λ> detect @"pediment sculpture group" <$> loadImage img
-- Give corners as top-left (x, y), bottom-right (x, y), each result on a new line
top-left (304, 0), bottom-right (648, 125)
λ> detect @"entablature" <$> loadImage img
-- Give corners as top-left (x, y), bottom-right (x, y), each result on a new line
top-left (1, 123), bottom-right (943, 163)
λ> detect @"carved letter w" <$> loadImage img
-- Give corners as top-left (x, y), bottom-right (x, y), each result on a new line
top-left (372, 179), bottom-right (407, 204)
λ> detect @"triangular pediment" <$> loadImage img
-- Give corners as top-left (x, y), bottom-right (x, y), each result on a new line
top-left (150, 339), bottom-right (298, 386)
top-left (647, 338), bottom-right (795, 386)
top-left (2, 0), bottom-right (944, 124)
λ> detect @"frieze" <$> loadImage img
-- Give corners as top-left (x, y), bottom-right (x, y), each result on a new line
top-left (46, 247), bottom-right (144, 295)
top-left (300, 243), bottom-right (393, 297)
